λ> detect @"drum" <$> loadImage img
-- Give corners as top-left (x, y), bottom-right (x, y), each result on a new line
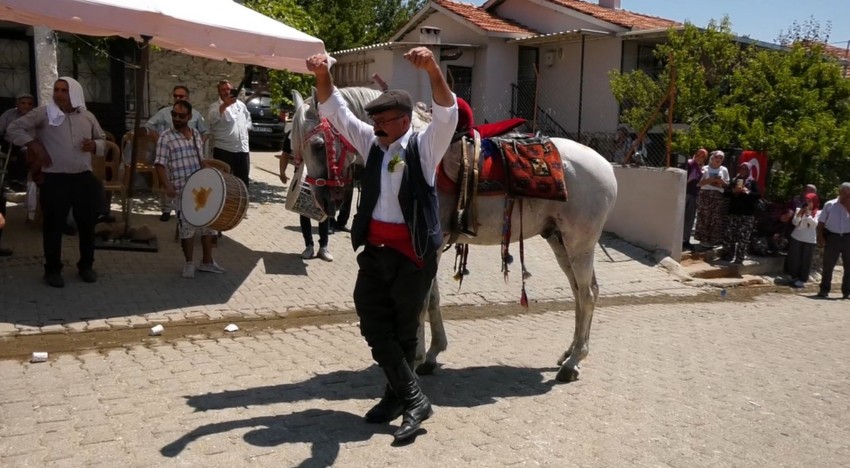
top-left (284, 163), bottom-right (327, 222)
top-left (181, 168), bottom-right (249, 231)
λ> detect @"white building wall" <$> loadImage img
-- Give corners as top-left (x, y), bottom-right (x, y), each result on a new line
top-left (478, 38), bottom-right (519, 124)
top-left (579, 37), bottom-right (621, 132)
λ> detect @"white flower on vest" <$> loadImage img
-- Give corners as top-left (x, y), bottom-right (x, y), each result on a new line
top-left (388, 153), bottom-right (405, 173)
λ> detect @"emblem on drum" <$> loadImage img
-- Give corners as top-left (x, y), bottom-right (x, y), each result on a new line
top-left (192, 186), bottom-right (213, 211)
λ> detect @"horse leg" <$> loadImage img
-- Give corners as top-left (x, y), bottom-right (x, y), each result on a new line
top-left (545, 233), bottom-right (599, 382)
top-left (416, 279), bottom-right (446, 375)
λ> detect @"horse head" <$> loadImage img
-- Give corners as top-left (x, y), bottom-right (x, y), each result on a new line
top-left (290, 89), bottom-right (356, 213)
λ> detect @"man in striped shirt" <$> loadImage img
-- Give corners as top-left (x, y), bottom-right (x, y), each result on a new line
top-left (155, 100), bottom-right (224, 279)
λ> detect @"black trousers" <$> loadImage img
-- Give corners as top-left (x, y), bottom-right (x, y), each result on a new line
top-left (300, 215), bottom-right (328, 248)
top-left (212, 147), bottom-right (250, 188)
top-left (819, 231), bottom-right (850, 296)
top-left (353, 245), bottom-right (438, 366)
top-left (40, 172), bottom-right (100, 273)
top-left (785, 238), bottom-right (815, 281)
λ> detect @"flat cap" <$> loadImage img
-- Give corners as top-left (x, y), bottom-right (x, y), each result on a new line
top-left (16, 93), bottom-right (34, 101)
top-left (364, 89), bottom-right (413, 115)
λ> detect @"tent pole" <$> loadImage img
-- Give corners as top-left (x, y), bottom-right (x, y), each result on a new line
top-left (123, 35), bottom-right (151, 236)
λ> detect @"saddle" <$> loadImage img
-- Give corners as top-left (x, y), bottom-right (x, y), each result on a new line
top-left (437, 130), bottom-right (569, 239)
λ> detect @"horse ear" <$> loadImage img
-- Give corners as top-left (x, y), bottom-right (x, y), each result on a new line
top-left (292, 90), bottom-right (304, 110)
top-left (311, 87), bottom-right (318, 106)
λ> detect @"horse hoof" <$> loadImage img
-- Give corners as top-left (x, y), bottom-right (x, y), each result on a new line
top-left (416, 361), bottom-right (437, 375)
top-left (556, 366), bottom-right (579, 382)
top-left (556, 351), bottom-right (570, 366)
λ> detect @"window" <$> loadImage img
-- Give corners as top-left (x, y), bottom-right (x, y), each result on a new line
top-left (447, 65), bottom-right (472, 104)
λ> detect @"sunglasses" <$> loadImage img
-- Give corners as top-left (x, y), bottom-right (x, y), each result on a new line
top-left (371, 114), bottom-right (405, 127)
top-left (170, 111), bottom-right (189, 119)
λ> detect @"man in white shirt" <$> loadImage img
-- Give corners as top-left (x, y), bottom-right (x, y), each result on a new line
top-left (7, 77), bottom-right (106, 288)
top-left (816, 182), bottom-right (850, 299)
top-left (207, 80), bottom-right (252, 188)
top-left (308, 46), bottom-right (457, 444)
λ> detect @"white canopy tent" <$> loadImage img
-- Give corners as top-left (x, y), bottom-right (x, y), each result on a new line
top-left (0, 0), bottom-right (325, 248)
top-left (0, 0), bottom-right (325, 73)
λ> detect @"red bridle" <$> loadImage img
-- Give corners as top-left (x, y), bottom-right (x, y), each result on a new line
top-left (297, 118), bottom-right (356, 187)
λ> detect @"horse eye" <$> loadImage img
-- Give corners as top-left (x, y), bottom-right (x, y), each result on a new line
top-left (310, 140), bottom-right (325, 152)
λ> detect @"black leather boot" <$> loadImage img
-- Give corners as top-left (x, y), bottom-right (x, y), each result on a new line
top-left (364, 384), bottom-right (404, 423)
top-left (383, 360), bottom-right (433, 442)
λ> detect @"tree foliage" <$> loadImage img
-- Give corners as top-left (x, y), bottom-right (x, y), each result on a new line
top-left (245, 0), bottom-right (424, 107)
top-left (609, 17), bottom-right (850, 200)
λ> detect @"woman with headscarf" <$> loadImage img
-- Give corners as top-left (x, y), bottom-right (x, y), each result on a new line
top-left (785, 192), bottom-right (820, 288)
top-left (721, 162), bottom-right (761, 263)
top-left (694, 150), bottom-right (730, 247)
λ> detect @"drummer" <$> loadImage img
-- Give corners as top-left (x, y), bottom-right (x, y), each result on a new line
top-left (154, 100), bottom-right (225, 279)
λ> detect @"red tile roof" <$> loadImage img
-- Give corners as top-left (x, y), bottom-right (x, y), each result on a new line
top-left (823, 42), bottom-right (850, 61)
top-left (542, 0), bottom-right (680, 31)
top-left (433, 0), bottom-right (537, 35)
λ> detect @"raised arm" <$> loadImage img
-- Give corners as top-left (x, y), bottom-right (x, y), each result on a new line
top-left (306, 54), bottom-right (333, 105)
top-left (404, 47), bottom-right (454, 108)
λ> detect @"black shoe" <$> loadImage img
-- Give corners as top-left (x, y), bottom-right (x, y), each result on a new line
top-left (97, 214), bottom-right (116, 223)
top-left (843, 294), bottom-right (849, 300)
top-left (159, 212), bottom-right (171, 222)
top-left (382, 361), bottom-right (433, 443)
top-left (365, 385), bottom-right (404, 423)
top-left (816, 291), bottom-right (828, 299)
top-left (334, 223), bottom-right (350, 233)
top-left (0, 247), bottom-right (12, 257)
top-left (78, 269), bottom-right (98, 283)
top-left (44, 272), bottom-right (65, 288)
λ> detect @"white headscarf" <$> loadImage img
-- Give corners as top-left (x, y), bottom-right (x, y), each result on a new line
top-left (47, 76), bottom-right (86, 127)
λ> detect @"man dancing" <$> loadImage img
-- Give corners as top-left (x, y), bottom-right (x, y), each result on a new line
top-left (306, 47), bottom-right (457, 443)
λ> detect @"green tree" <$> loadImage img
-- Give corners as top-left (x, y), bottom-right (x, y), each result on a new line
top-left (721, 41), bottom-right (850, 198)
top-left (245, 0), bottom-right (423, 107)
top-left (244, 0), bottom-right (317, 107)
top-left (609, 17), bottom-right (850, 199)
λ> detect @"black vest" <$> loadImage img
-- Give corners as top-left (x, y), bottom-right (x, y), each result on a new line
top-left (350, 134), bottom-right (442, 261)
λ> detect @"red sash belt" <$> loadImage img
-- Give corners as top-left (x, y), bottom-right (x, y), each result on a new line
top-left (367, 219), bottom-right (422, 267)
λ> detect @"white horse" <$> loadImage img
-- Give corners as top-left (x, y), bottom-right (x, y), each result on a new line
top-left (290, 87), bottom-right (617, 382)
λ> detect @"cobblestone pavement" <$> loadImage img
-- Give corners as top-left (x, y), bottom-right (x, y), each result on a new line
top-left (0, 292), bottom-right (848, 467)
top-left (2, 152), bottom-right (849, 467)
top-left (0, 152), bottom-right (699, 336)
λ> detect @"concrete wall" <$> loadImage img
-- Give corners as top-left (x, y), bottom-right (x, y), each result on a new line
top-left (147, 49), bottom-right (244, 118)
top-left (604, 166), bottom-right (685, 259)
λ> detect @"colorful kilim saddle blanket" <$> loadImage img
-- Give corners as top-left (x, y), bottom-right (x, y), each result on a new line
top-left (490, 136), bottom-right (568, 202)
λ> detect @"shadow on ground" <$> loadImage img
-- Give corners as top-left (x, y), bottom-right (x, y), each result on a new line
top-left (0, 200), bottom-right (307, 328)
top-left (166, 364), bottom-right (556, 464)
top-left (184, 364), bottom-right (555, 412)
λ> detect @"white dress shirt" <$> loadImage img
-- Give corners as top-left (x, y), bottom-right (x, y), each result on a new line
top-left (207, 99), bottom-right (251, 153)
top-left (318, 87), bottom-right (458, 224)
top-left (818, 198), bottom-right (850, 234)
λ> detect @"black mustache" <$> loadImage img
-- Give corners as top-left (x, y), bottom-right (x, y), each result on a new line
top-left (374, 130), bottom-right (388, 137)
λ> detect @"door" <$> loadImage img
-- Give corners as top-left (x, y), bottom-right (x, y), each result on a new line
top-left (515, 47), bottom-right (538, 121)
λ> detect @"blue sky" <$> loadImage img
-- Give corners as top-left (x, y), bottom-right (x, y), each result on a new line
top-left (473, 0), bottom-right (850, 46)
